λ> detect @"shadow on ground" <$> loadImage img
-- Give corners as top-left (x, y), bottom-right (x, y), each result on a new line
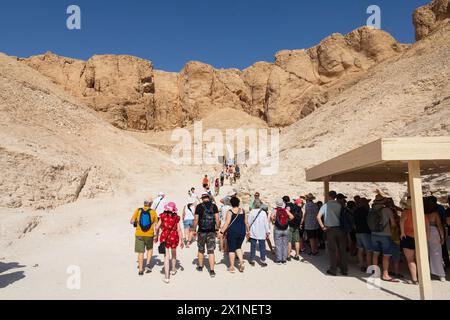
top-left (0, 261), bottom-right (26, 289)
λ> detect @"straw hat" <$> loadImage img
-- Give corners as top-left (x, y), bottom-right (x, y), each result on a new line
top-left (305, 193), bottom-right (316, 201)
top-left (373, 194), bottom-right (387, 204)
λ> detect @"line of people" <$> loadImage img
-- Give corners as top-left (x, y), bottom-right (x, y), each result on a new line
top-left (130, 189), bottom-right (450, 284)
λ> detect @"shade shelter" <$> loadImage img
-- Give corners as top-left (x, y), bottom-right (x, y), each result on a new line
top-left (305, 137), bottom-right (450, 300)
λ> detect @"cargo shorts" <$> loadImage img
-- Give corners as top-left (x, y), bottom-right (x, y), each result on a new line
top-left (197, 231), bottom-right (216, 254)
top-left (135, 236), bottom-right (154, 253)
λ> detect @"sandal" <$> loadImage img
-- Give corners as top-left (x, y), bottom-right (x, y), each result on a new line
top-left (382, 277), bottom-right (400, 283)
top-left (239, 262), bottom-right (245, 273)
top-left (228, 267), bottom-right (235, 274)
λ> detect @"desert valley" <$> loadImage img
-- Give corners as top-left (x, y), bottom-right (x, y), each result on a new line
top-left (1, 0), bottom-right (450, 299)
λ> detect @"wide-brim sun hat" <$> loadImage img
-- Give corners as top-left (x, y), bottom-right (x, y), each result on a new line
top-left (373, 194), bottom-right (387, 203)
top-left (275, 199), bottom-right (284, 208)
top-left (305, 193), bottom-right (315, 200)
top-left (164, 202), bottom-right (177, 213)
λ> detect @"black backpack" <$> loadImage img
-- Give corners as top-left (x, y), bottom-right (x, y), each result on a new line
top-left (199, 203), bottom-right (215, 231)
top-left (367, 206), bottom-right (387, 232)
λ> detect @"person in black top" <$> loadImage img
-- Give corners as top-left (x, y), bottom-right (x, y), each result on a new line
top-left (193, 193), bottom-right (220, 277)
top-left (353, 197), bottom-right (373, 272)
top-left (283, 196), bottom-right (302, 261)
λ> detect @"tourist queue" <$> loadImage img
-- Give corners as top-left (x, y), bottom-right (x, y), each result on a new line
top-left (130, 186), bottom-right (450, 284)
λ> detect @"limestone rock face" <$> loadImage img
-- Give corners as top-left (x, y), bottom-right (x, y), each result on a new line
top-left (153, 70), bottom-right (183, 129)
top-left (263, 27), bottom-right (406, 125)
top-left (23, 27), bottom-right (407, 129)
top-left (24, 52), bottom-right (156, 131)
top-left (413, 0), bottom-right (450, 40)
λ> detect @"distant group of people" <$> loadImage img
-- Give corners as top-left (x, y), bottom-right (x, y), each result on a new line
top-left (130, 186), bottom-right (450, 285)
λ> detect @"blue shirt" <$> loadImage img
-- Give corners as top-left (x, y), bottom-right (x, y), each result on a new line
top-left (319, 200), bottom-right (342, 227)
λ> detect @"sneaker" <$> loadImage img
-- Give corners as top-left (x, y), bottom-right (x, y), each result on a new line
top-left (249, 261), bottom-right (256, 266)
top-left (163, 278), bottom-right (170, 284)
top-left (440, 277), bottom-right (446, 282)
top-left (196, 265), bottom-right (204, 272)
top-left (293, 256), bottom-right (300, 261)
top-left (275, 261), bottom-right (282, 265)
top-left (286, 257), bottom-right (291, 262)
top-left (209, 270), bottom-right (216, 278)
top-left (282, 261), bottom-right (287, 265)
top-left (326, 270), bottom-right (337, 276)
top-left (170, 270), bottom-right (177, 276)
top-left (138, 271), bottom-right (144, 276)
top-left (145, 266), bottom-right (152, 273)
top-left (261, 262), bottom-right (268, 267)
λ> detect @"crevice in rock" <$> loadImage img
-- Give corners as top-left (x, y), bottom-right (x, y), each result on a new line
top-left (74, 169), bottom-right (90, 201)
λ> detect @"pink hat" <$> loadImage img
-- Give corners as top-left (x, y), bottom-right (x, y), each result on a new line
top-left (164, 202), bottom-right (177, 213)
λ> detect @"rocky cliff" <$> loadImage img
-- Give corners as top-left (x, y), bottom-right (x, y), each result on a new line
top-left (413, 0), bottom-right (450, 40)
top-left (22, 26), bottom-right (407, 130)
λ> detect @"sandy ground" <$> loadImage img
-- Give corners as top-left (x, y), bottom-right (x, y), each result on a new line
top-left (1, 172), bottom-right (450, 300)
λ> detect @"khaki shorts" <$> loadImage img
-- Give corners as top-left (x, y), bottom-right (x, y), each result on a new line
top-left (135, 236), bottom-right (154, 253)
top-left (288, 227), bottom-right (300, 243)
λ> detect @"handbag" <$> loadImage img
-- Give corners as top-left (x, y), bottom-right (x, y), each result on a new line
top-left (158, 216), bottom-right (178, 255)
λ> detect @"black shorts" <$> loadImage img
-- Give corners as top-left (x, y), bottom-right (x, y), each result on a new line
top-left (306, 229), bottom-right (319, 239)
top-left (299, 228), bottom-right (304, 238)
top-left (400, 236), bottom-right (415, 250)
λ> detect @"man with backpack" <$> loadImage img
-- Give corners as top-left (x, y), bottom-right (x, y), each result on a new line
top-left (271, 199), bottom-right (293, 264)
top-left (130, 198), bottom-right (158, 276)
top-left (283, 196), bottom-right (302, 261)
top-left (368, 194), bottom-right (398, 282)
top-left (193, 193), bottom-right (220, 278)
top-left (317, 191), bottom-right (348, 276)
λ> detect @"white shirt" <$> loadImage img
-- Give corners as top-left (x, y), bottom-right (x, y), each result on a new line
top-left (220, 205), bottom-right (231, 225)
top-left (248, 208), bottom-right (270, 240)
top-left (151, 196), bottom-right (167, 217)
top-left (184, 205), bottom-right (195, 221)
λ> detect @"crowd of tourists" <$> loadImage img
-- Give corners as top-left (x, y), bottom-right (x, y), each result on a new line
top-left (130, 185), bottom-right (450, 285)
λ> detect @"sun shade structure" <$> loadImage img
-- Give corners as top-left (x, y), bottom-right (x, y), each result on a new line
top-left (305, 136), bottom-right (450, 300)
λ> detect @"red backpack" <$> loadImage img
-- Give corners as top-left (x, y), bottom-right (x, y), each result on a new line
top-left (275, 208), bottom-right (289, 230)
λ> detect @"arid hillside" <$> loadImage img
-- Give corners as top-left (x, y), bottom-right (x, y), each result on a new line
top-left (0, 53), bottom-right (176, 209)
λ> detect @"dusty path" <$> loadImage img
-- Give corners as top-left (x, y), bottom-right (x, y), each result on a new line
top-left (1, 172), bottom-right (450, 300)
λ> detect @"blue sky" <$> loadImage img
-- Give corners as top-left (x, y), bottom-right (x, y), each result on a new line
top-left (0, 0), bottom-right (429, 71)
